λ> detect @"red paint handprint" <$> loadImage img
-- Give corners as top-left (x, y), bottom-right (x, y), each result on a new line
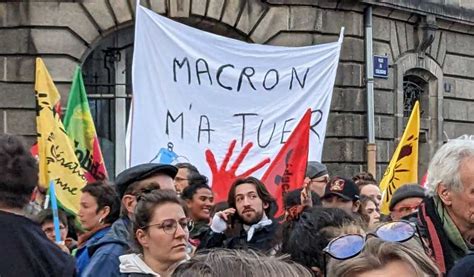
top-left (205, 139), bottom-right (270, 203)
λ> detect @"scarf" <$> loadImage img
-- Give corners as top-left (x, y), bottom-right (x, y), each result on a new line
top-left (243, 214), bottom-right (273, 242)
top-left (434, 197), bottom-right (468, 256)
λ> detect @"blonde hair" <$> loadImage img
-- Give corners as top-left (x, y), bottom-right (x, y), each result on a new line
top-left (327, 237), bottom-right (440, 277)
top-left (172, 249), bottom-right (312, 277)
top-left (320, 223), bottom-right (366, 239)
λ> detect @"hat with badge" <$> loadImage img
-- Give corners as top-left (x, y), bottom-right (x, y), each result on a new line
top-left (321, 177), bottom-right (360, 201)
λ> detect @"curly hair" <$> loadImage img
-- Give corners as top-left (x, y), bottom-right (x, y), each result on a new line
top-left (280, 207), bottom-right (355, 270)
top-left (0, 134), bottom-right (38, 209)
top-left (352, 171), bottom-right (377, 188)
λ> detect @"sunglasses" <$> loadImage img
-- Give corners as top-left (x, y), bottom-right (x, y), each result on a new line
top-left (322, 220), bottom-right (424, 275)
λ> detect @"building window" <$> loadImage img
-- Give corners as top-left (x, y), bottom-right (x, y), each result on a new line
top-left (403, 75), bottom-right (426, 117)
top-left (82, 27), bottom-right (134, 178)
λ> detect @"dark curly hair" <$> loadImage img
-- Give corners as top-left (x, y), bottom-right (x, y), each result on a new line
top-left (181, 175), bottom-right (211, 201)
top-left (352, 171), bottom-right (377, 188)
top-left (280, 207), bottom-right (354, 270)
top-left (0, 134), bottom-right (38, 209)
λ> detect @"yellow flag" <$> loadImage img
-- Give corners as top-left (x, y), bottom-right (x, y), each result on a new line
top-left (35, 58), bottom-right (87, 215)
top-left (379, 101), bottom-right (420, 215)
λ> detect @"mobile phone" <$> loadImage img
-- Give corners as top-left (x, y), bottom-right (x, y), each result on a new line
top-left (303, 183), bottom-right (312, 205)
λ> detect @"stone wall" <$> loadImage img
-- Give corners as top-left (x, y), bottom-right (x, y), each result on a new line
top-left (0, 0), bottom-right (473, 180)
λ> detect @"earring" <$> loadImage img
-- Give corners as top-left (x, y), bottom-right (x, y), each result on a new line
top-left (99, 218), bottom-right (104, 224)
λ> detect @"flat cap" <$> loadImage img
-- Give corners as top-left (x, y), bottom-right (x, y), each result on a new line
top-left (389, 184), bottom-right (425, 211)
top-left (115, 163), bottom-right (178, 199)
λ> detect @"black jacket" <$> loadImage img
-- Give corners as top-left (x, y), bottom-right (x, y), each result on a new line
top-left (0, 210), bottom-right (76, 277)
top-left (198, 219), bottom-right (280, 253)
top-left (448, 252), bottom-right (474, 277)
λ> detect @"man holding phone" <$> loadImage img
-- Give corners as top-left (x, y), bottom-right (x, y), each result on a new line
top-left (199, 177), bottom-right (279, 252)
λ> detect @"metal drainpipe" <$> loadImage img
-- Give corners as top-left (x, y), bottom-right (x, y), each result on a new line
top-left (365, 6), bottom-right (377, 177)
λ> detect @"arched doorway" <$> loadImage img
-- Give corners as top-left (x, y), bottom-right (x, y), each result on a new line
top-left (394, 54), bottom-right (444, 181)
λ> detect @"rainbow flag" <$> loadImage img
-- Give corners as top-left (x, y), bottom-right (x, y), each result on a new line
top-left (35, 58), bottom-right (87, 215)
top-left (63, 67), bottom-right (108, 182)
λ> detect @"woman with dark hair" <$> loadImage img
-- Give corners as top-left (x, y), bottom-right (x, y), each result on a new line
top-left (119, 190), bottom-right (191, 276)
top-left (353, 172), bottom-right (382, 208)
top-left (76, 181), bottom-right (120, 276)
top-left (181, 179), bottom-right (214, 245)
top-left (357, 195), bottom-right (380, 229)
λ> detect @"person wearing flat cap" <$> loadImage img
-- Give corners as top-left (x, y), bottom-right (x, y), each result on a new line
top-left (82, 163), bottom-right (178, 276)
top-left (305, 161), bottom-right (330, 197)
top-left (389, 183), bottom-right (425, 221)
top-left (321, 177), bottom-right (360, 215)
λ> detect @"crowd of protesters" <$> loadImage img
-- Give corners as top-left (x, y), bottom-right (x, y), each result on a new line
top-left (0, 133), bottom-right (473, 276)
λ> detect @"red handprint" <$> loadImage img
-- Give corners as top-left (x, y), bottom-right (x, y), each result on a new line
top-left (205, 139), bottom-right (271, 203)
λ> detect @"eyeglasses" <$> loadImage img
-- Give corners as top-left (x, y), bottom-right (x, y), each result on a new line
top-left (322, 221), bottom-right (425, 276)
top-left (323, 221), bottom-right (418, 260)
top-left (142, 218), bottom-right (194, 235)
top-left (392, 205), bottom-right (420, 214)
top-left (310, 177), bottom-right (329, 184)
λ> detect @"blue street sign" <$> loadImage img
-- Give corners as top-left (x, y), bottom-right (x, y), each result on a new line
top-left (373, 55), bottom-right (388, 78)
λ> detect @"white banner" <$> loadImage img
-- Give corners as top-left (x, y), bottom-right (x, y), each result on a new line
top-left (129, 6), bottom-right (343, 182)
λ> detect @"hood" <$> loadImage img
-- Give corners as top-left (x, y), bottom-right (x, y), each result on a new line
top-left (88, 217), bottom-right (130, 255)
top-left (119, 254), bottom-right (160, 276)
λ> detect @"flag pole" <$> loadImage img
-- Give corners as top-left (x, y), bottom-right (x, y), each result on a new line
top-left (49, 180), bottom-right (62, 243)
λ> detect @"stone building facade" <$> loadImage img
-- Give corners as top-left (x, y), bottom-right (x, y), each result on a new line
top-left (0, 0), bottom-right (473, 179)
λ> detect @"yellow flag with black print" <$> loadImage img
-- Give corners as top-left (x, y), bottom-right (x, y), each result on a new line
top-left (379, 101), bottom-right (420, 215)
top-left (35, 58), bottom-right (87, 215)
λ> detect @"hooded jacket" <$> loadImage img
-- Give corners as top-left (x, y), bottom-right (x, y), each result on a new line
top-left (81, 217), bottom-right (130, 277)
top-left (119, 254), bottom-right (159, 277)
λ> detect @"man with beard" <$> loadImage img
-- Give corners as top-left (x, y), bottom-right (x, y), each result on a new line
top-left (198, 177), bottom-right (279, 252)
